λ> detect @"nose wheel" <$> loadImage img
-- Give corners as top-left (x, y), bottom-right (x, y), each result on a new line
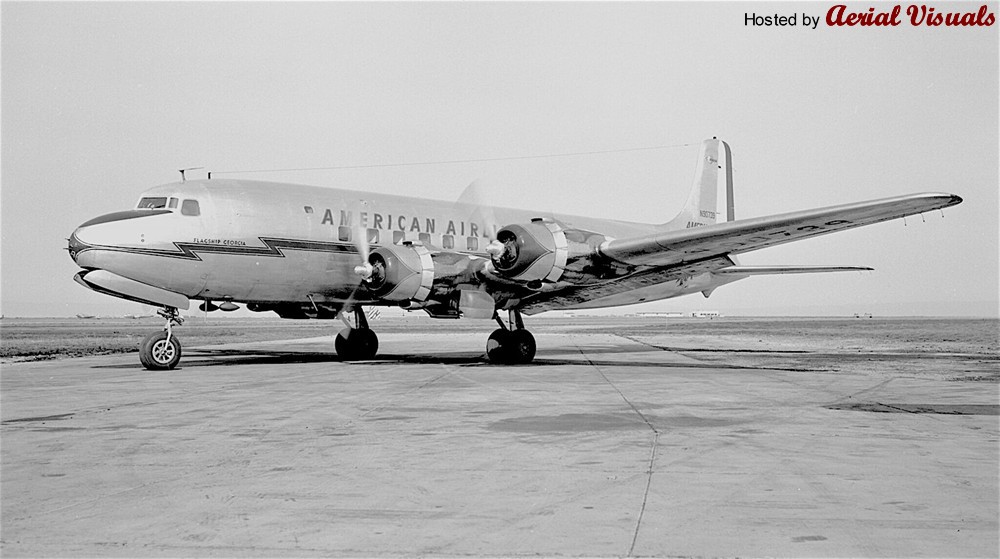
top-left (486, 310), bottom-right (536, 364)
top-left (139, 307), bottom-right (183, 370)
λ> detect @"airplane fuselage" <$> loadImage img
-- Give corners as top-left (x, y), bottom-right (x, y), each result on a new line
top-left (71, 179), bottom-right (719, 316)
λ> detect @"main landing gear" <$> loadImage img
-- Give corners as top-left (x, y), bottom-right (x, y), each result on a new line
top-left (487, 309), bottom-right (536, 365)
top-left (139, 307), bottom-right (183, 370)
top-left (336, 307), bottom-right (379, 361)
top-left (136, 304), bottom-right (530, 368)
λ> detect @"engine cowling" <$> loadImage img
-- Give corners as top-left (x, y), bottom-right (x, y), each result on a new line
top-left (490, 219), bottom-right (568, 283)
top-left (366, 244), bottom-right (435, 301)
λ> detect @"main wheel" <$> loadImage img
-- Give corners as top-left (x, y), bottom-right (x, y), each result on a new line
top-left (336, 328), bottom-right (379, 360)
top-left (509, 329), bottom-right (536, 364)
top-left (139, 331), bottom-right (182, 370)
top-left (486, 328), bottom-right (513, 364)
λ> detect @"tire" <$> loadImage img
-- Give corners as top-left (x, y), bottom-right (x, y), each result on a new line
top-left (509, 329), bottom-right (536, 364)
top-left (486, 328), bottom-right (512, 364)
top-left (356, 329), bottom-right (378, 359)
top-left (139, 331), bottom-right (181, 370)
top-left (336, 328), bottom-right (379, 360)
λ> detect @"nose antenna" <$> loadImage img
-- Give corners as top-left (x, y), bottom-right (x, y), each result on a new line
top-left (178, 167), bottom-right (204, 182)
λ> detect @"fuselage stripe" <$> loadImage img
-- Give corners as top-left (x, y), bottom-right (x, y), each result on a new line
top-left (75, 237), bottom-right (489, 261)
top-left (75, 237), bottom-right (359, 261)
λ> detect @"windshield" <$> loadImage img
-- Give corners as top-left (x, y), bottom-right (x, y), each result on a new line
top-left (135, 196), bottom-right (200, 215)
top-left (137, 197), bottom-right (168, 209)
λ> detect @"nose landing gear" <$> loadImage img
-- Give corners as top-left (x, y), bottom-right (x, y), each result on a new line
top-left (139, 307), bottom-right (184, 370)
top-left (486, 309), bottom-right (536, 365)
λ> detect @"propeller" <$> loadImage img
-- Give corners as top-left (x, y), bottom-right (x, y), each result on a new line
top-left (457, 179), bottom-right (506, 269)
top-left (352, 220), bottom-right (373, 281)
top-left (340, 200), bottom-right (378, 329)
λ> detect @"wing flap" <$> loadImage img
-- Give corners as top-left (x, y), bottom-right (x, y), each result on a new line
top-left (599, 193), bottom-right (961, 267)
top-left (519, 255), bottom-right (734, 314)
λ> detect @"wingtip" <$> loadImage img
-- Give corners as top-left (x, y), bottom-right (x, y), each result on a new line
top-left (936, 192), bottom-right (963, 205)
top-left (916, 192), bottom-right (963, 208)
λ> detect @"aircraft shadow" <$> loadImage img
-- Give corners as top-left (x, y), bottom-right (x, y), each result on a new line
top-left (91, 344), bottom-right (787, 371)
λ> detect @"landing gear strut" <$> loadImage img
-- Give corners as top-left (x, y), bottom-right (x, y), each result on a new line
top-left (139, 307), bottom-right (183, 370)
top-left (336, 307), bottom-right (379, 361)
top-left (486, 309), bottom-right (535, 365)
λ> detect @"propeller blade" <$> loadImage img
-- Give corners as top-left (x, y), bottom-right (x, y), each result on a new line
top-left (339, 286), bottom-right (362, 329)
top-left (458, 179), bottom-right (508, 275)
top-left (457, 179), bottom-right (500, 242)
top-left (352, 200), bottom-right (373, 280)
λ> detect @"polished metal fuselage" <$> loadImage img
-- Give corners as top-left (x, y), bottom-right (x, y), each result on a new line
top-left (71, 179), bottom-right (725, 311)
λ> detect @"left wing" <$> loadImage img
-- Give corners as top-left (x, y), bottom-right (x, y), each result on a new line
top-left (512, 192), bottom-right (958, 314)
top-left (597, 193), bottom-right (962, 267)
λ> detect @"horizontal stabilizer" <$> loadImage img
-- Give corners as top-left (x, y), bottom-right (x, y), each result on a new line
top-left (715, 265), bottom-right (873, 275)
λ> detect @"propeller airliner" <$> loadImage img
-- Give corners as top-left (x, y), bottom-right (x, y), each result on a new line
top-left (68, 139), bottom-right (962, 369)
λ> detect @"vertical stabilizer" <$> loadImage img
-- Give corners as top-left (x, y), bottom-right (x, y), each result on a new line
top-left (662, 138), bottom-right (733, 230)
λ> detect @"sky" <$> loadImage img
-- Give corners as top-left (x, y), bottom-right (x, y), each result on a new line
top-left (1, 1), bottom-right (997, 318)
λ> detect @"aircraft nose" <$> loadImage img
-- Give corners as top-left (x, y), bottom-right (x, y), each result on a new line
top-left (68, 227), bottom-right (88, 264)
top-left (68, 209), bottom-right (172, 267)
top-left (68, 222), bottom-right (102, 267)
top-left (68, 210), bottom-right (143, 266)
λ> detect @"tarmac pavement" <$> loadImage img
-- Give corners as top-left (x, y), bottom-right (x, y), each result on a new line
top-left (2, 330), bottom-right (997, 557)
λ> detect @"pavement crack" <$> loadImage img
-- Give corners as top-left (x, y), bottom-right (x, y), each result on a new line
top-left (354, 367), bottom-right (455, 420)
top-left (576, 344), bottom-right (658, 557)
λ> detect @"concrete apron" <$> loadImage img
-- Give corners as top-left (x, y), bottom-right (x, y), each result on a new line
top-left (2, 331), bottom-right (997, 557)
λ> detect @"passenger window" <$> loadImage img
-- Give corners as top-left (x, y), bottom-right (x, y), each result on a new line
top-left (418, 233), bottom-right (431, 245)
top-left (304, 206), bottom-right (314, 214)
top-left (168, 197), bottom-right (179, 209)
top-left (366, 229), bottom-right (379, 244)
top-left (392, 231), bottom-right (405, 244)
top-left (338, 226), bottom-right (352, 242)
top-left (137, 197), bottom-right (167, 209)
top-left (467, 237), bottom-right (479, 251)
top-left (442, 234), bottom-right (454, 249)
top-left (181, 199), bottom-right (200, 216)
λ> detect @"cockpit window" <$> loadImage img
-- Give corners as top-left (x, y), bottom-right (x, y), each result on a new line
top-left (181, 199), bottom-right (200, 216)
top-left (168, 197), bottom-right (179, 209)
top-left (137, 197), bottom-right (168, 209)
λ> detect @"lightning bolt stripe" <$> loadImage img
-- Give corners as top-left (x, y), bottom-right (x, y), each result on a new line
top-left (72, 236), bottom-right (358, 261)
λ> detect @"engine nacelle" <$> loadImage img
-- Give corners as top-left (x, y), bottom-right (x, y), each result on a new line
top-left (366, 244), bottom-right (435, 301)
top-left (490, 219), bottom-right (568, 283)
